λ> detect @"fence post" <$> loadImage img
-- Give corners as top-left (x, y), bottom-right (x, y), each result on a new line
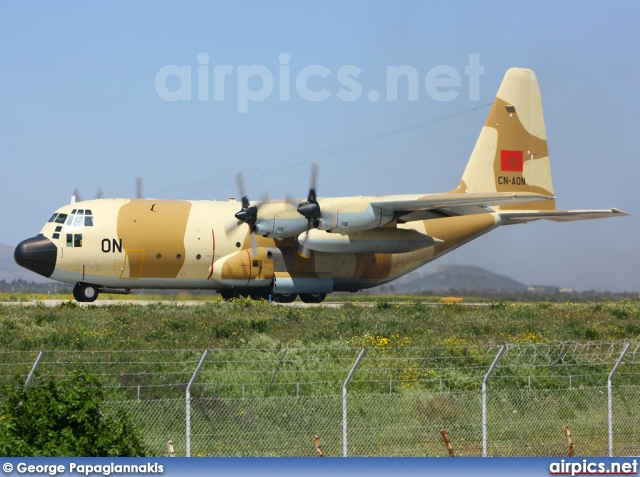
top-left (343, 347), bottom-right (367, 457)
top-left (25, 351), bottom-right (44, 387)
top-left (564, 425), bottom-right (574, 457)
top-left (483, 345), bottom-right (505, 457)
top-left (608, 342), bottom-right (630, 457)
top-left (186, 349), bottom-right (209, 457)
top-left (314, 434), bottom-right (324, 457)
top-left (441, 429), bottom-right (454, 457)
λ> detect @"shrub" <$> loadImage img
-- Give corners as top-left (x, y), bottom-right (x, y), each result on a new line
top-left (0, 372), bottom-right (146, 456)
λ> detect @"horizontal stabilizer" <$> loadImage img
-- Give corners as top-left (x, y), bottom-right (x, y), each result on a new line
top-left (499, 208), bottom-right (628, 224)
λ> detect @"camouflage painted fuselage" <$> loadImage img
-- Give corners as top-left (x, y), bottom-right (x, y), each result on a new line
top-left (39, 197), bottom-right (499, 293)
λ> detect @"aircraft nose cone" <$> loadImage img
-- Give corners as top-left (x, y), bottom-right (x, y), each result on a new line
top-left (14, 234), bottom-right (57, 278)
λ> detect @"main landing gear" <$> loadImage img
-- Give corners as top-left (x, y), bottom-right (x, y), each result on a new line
top-left (73, 282), bottom-right (99, 303)
top-left (219, 290), bottom-right (327, 303)
top-left (299, 293), bottom-right (327, 304)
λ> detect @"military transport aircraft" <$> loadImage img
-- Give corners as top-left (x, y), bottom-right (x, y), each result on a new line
top-left (14, 68), bottom-right (627, 303)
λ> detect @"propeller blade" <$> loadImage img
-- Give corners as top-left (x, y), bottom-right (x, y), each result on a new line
top-left (250, 233), bottom-right (258, 257)
top-left (72, 188), bottom-right (82, 204)
top-left (309, 162), bottom-right (318, 201)
top-left (284, 193), bottom-right (300, 209)
top-left (236, 172), bottom-right (248, 205)
top-left (136, 177), bottom-right (143, 199)
top-left (298, 220), bottom-right (312, 259)
top-left (297, 162), bottom-right (322, 221)
top-left (95, 187), bottom-right (104, 199)
top-left (224, 220), bottom-right (240, 236)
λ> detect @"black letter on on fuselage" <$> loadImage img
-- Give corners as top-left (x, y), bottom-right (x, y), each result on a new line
top-left (102, 238), bottom-right (123, 253)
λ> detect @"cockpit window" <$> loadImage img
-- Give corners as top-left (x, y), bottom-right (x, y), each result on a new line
top-left (64, 209), bottom-right (94, 228)
top-left (54, 214), bottom-right (67, 224)
top-left (48, 213), bottom-right (58, 223)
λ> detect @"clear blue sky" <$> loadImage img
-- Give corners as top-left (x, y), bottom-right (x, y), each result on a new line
top-left (1, 1), bottom-right (637, 291)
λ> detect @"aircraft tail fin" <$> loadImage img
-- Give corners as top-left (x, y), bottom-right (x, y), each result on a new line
top-left (453, 68), bottom-right (555, 211)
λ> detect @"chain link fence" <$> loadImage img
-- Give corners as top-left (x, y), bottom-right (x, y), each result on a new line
top-left (2, 341), bottom-right (639, 457)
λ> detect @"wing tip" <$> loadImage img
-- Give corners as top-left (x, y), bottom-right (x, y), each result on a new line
top-left (611, 208), bottom-right (629, 216)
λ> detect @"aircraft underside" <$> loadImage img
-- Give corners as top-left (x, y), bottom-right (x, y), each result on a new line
top-left (48, 248), bottom-right (439, 303)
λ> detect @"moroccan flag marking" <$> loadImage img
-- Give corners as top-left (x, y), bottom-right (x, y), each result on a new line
top-left (500, 150), bottom-right (523, 172)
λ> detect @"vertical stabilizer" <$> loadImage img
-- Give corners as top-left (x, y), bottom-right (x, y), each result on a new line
top-left (453, 68), bottom-right (555, 210)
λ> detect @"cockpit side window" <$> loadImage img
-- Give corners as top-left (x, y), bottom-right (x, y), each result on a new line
top-left (48, 213), bottom-right (58, 223)
top-left (54, 214), bottom-right (67, 224)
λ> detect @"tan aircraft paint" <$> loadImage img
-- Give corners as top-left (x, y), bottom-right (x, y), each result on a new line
top-left (421, 213), bottom-right (499, 255)
top-left (21, 67), bottom-right (626, 302)
top-left (117, 200), bottom-right (191, 278)
top-left (457, 68), bottom-right (555, 211)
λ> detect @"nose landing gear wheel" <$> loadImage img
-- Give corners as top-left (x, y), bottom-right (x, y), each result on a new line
top-left (73, 283), bottom-right (99, 303)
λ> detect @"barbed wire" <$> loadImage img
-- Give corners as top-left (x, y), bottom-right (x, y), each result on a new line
top-left (1, 342), bottom-right (636, 384)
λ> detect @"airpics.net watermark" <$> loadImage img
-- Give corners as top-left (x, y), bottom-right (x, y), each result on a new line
top-left (155, 53), bottom-right (484, 113)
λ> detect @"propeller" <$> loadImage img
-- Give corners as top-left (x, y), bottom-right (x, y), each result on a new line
top-left (228, 172), bottom-right (269, 255)
top-left (71, 177), bottom-right (140, 204)
top-left (233, 173), bottom-right (259, 230)
top-left (296, 163), bottom-right (322, 258)
top-left (71, 188), bottom-right (82, 204)
top-left (71, 187), bottom-right (103, 202)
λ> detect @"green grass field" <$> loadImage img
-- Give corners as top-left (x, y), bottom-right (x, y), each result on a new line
top-left (1, 297), bottom-right (638, 456)
top-left (0, 297), bottom-right (638, 350)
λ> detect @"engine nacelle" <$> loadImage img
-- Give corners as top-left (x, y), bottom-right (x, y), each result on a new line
top-left (254, 216), bottom-right (308, 240)
top-left (298, 227), bottom-right (443, 254)
top-left (317, 203), bottom-right (394, 234)
top-left (250, 201), bottom-right (396, 239)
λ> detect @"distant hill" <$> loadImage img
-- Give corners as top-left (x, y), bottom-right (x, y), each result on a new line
top-left (378, 264), bottom-right (535, 294)
top-left (0, 242), bottom-right (48, 282)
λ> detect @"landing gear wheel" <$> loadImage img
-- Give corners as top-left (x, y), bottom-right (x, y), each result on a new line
top-left (274, 293), bottom-right (297, 303)
top-left (73, 283), bottom-right (99, 303)
top-left (220, 290), bottom-right (237, 301)
top-left (299, 293), bottom-right (326, 304)
top-left (249, 293), bottom-right (268, 301)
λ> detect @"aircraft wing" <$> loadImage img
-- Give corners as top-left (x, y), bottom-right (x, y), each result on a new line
top-left (371, 192), bottom-right (554, 222)
top-left (498, 208), bottom-right (629, 224)
top-left (372, 192), bottom-right (553, 211)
